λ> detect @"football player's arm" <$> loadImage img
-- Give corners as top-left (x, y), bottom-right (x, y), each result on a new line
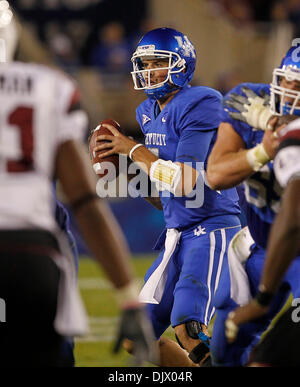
top-left (55, 139), bottom-right (135, 290)
top-left (56, 139), bottom-right (158, 364)
top-left (207, 122), bottom-right (255, 189)
top-left (260, 137), bottom-right (300, 295)
top-left (127, 161), bottom-right (163, 210)
top-left (207, 122), bottom-right (279, 189)
top-left (259, 178), bottom-right (300, 295)
top-left (225, 178), bottom-right (300, 343)
top-left (95, 124), bottom-right (199, 196)
top-left (143, 195), bottom-right (163, 210)
top-left (130, 145), bottom-right (199, 196)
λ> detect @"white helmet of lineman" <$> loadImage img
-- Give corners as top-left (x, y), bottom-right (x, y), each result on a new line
top-left (0, 1), bottom-right (18, 63)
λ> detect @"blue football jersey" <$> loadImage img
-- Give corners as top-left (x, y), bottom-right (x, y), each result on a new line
top-left (221, 82), bottom-right (282, 248)
top-left (52, 183), bottom-right (79, 273)
top-left (136, 85), bottom-right (241, 229)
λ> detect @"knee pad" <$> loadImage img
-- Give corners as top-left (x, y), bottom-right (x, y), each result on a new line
top-left (175, 320), bottom-right (202, 348)
top-left (185, 320), bottom-right (202, 339)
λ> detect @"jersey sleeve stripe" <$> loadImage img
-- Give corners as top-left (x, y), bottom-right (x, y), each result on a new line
top-left (66, 89), bottom-right (81, 114)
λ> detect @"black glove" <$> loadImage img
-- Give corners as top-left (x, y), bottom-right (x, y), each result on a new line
top-left (113, 306), bottom-right (158, 366)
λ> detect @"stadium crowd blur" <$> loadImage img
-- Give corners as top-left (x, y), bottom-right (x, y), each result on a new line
top-left (208, 0), bottom-right (300, 94)
top-left (11, 0), bottom-right (300, 127)
top-left (9, 0), bottom-right (300, 254)
top-left (208, 0), bottom-right (300, 32)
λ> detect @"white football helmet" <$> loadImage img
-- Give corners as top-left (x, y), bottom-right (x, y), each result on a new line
top-left (0, 1), bottom-right (18, 63)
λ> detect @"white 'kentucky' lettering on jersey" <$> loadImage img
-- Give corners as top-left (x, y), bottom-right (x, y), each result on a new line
top-left (0, 61), bottom-right (87, 231)
top-left (145, 133), bottom-right (167, 147)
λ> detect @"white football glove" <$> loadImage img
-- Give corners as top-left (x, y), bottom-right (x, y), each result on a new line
top-left (225, 86), bottom-right (274, 131)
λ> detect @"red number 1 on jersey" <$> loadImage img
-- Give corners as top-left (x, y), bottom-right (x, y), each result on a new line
top-left (7, 106), bottom-right (34, 173)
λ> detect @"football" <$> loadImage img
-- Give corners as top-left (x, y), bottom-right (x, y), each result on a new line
top-left (88, 118), bottom-right (122, 180)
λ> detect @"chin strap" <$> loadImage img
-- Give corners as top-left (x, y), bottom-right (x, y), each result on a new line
top-left (145, 82), bottom-right (180, 100)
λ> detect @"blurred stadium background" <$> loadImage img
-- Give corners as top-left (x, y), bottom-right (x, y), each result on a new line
top-left (9, 0), bottom-right (299, 366)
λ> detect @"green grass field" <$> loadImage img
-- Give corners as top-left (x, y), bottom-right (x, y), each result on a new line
top-left (74, 255), bottom-right (291, 367)
top-left (74, 254), bottom-right (175, 367)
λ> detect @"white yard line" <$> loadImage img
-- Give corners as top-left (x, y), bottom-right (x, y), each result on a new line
top-left (75, 316), bottom-right (173, 343)
top-left (76, 316), bottom-right (118, 343)
top-left (78, 278), bottom-right (112, 290)
top-left (78, 278), bottom-right (144, 290)
top-left (77, 275), bottom-right (167, 343)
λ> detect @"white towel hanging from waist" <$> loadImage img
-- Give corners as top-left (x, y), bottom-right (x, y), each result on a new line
top-left (52, 229), bottom-right (89, 337)
top-left (139, 228), bottom-right (181, 304)
top-left (228, 226), bottom-right (255, 306)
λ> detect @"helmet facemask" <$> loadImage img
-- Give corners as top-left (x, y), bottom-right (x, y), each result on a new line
top-left (270, 65), bottom-right (300, 116)
top-left (131, 47), bottom-right (186, 98)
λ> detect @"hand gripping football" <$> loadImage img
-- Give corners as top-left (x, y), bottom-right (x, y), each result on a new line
top-left (88, 119), bottom-right (122, 180)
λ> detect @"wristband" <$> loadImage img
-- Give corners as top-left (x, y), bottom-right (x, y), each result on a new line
top-left (254, 285), bottom-right (274, 307)
top-left (246, 143), bottom-right (270, 171)
top-left (149, 159), bottom-right (182, 194)
top-left (115, 280), bottom-right (140, 308)
top-left (129, 143), bottom-right (144, 161)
